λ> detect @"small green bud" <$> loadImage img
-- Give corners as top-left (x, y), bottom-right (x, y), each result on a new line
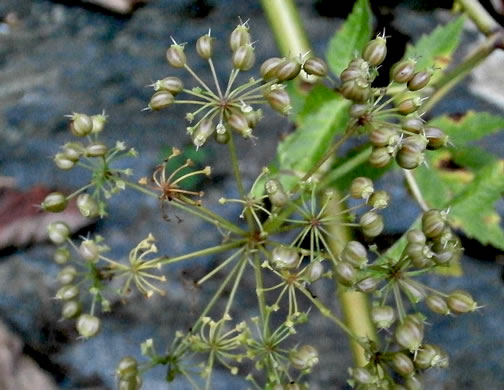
top-left (369, 127), bottom-right (398, 148)
top-left (271, 246), bottom-right (300, 270)
top-left (404, 375), bottom-right (423, 390)
top-left (57, 265), bottom-right (77, 285)
top-left (290, 345), bottom-right (319, 370)
top-left (42, 192), bottom-right (68, 213)
top-left (391, 58), bottom-right (416, 83)
top-left (117, 356), bottom-right (138, 380)
top-left (401, 117), bottom-right (424, 134)
top-left (56, 284), bottom-right (79, 301)
top-left (232, 44), bottom-right (255, 71)
top-left (265, 178), bottom-right (289, 208)
top-left (362, 36), bottom-right (387, 66)
top-left (62, 142), bottom-right (84, 161)
top-left (166, 44), bottom-right (186, 68)
top-left (368, 190), bottom-right (390, 209)
top-left (229, 23), bottom-right (250, 51)
top-left (91, 113), bottom-right (107, 134)
top-left (260, 57), bottom-right (282, 80)
top-left (76, 193), bottom-right (100, 218)
top-left (369, 147), bottom-right (391, 168)
top-left (447, 289), bottom-right (478, 314)
top-left (245, 109), bottom-right (263, 128)
top-left (356, 276), bottom-right (379, 293)
top-left (54, 152), bottom-right (76, 170)
top-left (424, 126), bottom-right (448, 150)
top-left (227, 112), bottom-right (251, 137)
top-left (340, 78), bottom-right (370, 102)
top-left (303, 57), bottom-right (328, 77)
top-left (399, 278), bottom-right (426, 303)
top-left (349, 103), bottom-right (369, 118)
top-left (371, 305), bottom-right (396, 329)
top-left (70, 113), bottom-right (93, 137)
top-left (196, 34), bottom-right (214, 59)
top-left (406, 229), bottom-right (426, 245)
top-left (360, 211), bottom-right (384, 237)
top-left (304, 261), bottom-right (324, 283)
top-left (153, 77), bottom-right (183, 95)
top-left (407, 69), bottom-right (433, 91)
top-left (76, 314), bottom-right (101, 339)
top-left (192, 118), bottom-right (215, 149)
top-left (415, 344), bottom-right (449, 369)
top-left (422, 209), bottom-right (445, 239)
top-left (48, 221), bottom-right (71, 245)
top-left (54, 247), bottom-right (71, 264)
top-left (390, 352), bottom-right (415, 377)
top-left (275, 58), bottom-right (301, 81)
top-left (264, 88), bottom-right (291, 115)
top-left (340, 67), bottom-right (366, 82)
top-left (395, 317), bottom-right (424, 352)
top-left (350, 367), bottom-right (374, 385)
top-left (148, 91), bottom-right (174, 111)
top-left (80, 239), bottom-right (99, 262)
top-left (335, 261), bottom-right (357, 286)
top-left (398, 97), bottom-right (423, 115)
top-left (426, 294), bottom-right (450, 315)
top-left (350, 177), bottom-right (374, 200)
top-left (62, 300), bottom-right (82, 319)
top-left (85, 142), bottom-right (108, 157)
top-left (341, 241), bottom-right (367, 268)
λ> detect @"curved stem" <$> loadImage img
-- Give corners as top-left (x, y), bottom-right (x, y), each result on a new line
top-left (403, 169), bottom-right (429, 211)
top-left (457, 0), bottom-right (501, 35)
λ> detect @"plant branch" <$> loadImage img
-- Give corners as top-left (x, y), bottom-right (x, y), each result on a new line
top-left (403, 169), bottom-right (429, 211)
top-left (457, 0), bottom-right (501, 36)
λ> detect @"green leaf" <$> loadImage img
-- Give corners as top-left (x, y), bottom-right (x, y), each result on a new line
top-left (326, 0), bottom-right (372, 76)
top-left (404, 15), bottom-right (465, 81)
top-left (278, 95), bottom-right (350, 180)
top-left (449, 160), bottom-right (504, 250)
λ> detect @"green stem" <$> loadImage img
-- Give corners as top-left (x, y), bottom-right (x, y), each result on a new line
top-left (403, 169), bottom-right (429, 211)
top-left (457, 0), bottom-right (501, 35)
top-left (253, 251), bottom-right (267, 328)
top-left (320, 147), bottom-right (372, 188)
top-left (421, 32), bottom-right (503, 115)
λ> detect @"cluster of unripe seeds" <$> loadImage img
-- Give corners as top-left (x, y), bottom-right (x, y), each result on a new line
top-left (339, 34), bottom-right (449, 170)
top-left (148, 21), bottom-right (327, 148)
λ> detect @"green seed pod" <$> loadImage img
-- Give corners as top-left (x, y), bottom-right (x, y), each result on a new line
top-left (360, 211), bottom-right (384, 237)
top-left (398, 97), bottom-right (423, 115)
top-left (148, 91), bottom-right (174, 111)
top-left (350, 177), bottom-right (374, 200)
top-left (395, 317), bottom-right (424, 352)
top-left (447, 289), bottom-right (478, 314)
top-left (42, 192), bottom-right (68, 213)
top-left (303, 57), bottom-right (328, 77)
top-left (63, 142), bottom-right (84, 161)
top-left (335, 261), bottom-right (357, 286)
top-left (214, 128), bottom-right (230, 144)
top-left (166, 44), bottom-right (186, 68)
top-left (227, 112), bottom-right (251, 136)
top-left (289, 345), bottom-right (319, 370)
top-left (340, 67), bottom-right (367, 83)
top-left (91, 113), bottom-right (107, 134)
top-left (396, 135), bottom-right (428, 170)
top-left (196, 34), bottom-right (214, 59)
top-left (153, 77), bottom-right (183, 95)
top-left (271, 246), bottom-right (300, 270)
top-left (86, 142), bottom-right (108, 157)
top-left (340, 78), bottom-right (370, 102)
top-left (426, 294), bottom-right (450, 315)
top-left (422, 209), bottom-right (445, 239)
top-left (57, 265), bottom-right (77, 285)
top-left (232, 44), bottom-right (255, 71)
top-left (401, 117), bottom-right (424, 134)
top-left (407, 69), bottom-right (433, 91)
top-left (362, 36), bottom-right (387, 67)
top-left (265, 178), bottom-right (289, 208)
top-left (348, 57), bottom-right (370, 71)
top-left (404, 375), bottom-right (423, 390)
top-left (229, 24), bottom-right (250, 51)
top-left (275, 58), bottom-right (302, 81)
top-left (368, 190), bottom-right (390, 209)
top-left (118, 378), bottom-right (138, 390)
top-left (265, 88), bottom-right (291, 115)
top-left (350, 367), bottom-right (374, 385)
top-left (390, 352), bottom-right (415, 377)
top-left (192, 118), bottom-right (215, 149)
top-left (117, 356), bottom-right (138, 380)
top-left (356, 276), bottom-right (379, 293)
top-left (369, 147), bottom-right (391, 168)
top-left (56, 284), bottom-right (79, 301)
top-left (371, 305), bottom-right (396, 329)
top-left (62, 300), bottom-right (82, 319)
top-left (341, 240), bottom-right (368, 268)
top-left (391, 58), bottom-right (416, 83)
top-left (415, 344), bottom-right (448, 369)
top-left (432, 242), bottom-right (456, 266)
top-left (48, 221), bottom-right (70, 245)
top-left (399, 279), bottom-right (426, 304)
top-left (406, 243), bottom-right (432, 268)
top-left (424, 126), bottom-right (448, 150)
top-left (406, 229), bottom-right (426, 245)
top-left (76, 193), bottom-right (100, 218)
top-left (54, 152), bottom-right (76, 170)
top-left (369, 127), bottom-right (397, 147)
top-left (349, 103), bottom-right (369, 118)
top-left (260, 57), bottom-right (283, 80)
top-left (304, 261), bottom-right (324, 283)
top-left (76, 314), bottom-right (101, 339)
top-left (54, 247), bottom-right (71, 265)
top-left (70, 113), bottom-right (93, 137)
top-left (80, 239), bottom-right (99, 262)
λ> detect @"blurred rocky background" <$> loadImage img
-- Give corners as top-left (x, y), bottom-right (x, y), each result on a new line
top-left (0, 0), bottom-right (503, 389)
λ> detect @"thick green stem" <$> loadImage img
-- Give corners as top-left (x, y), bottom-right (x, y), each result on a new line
top-left (261, 0), bottom-right (374, 367)
top-left (156, 240), bottom-right (246, 266)
top-left (457, 0), bottom-right (501, 35)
